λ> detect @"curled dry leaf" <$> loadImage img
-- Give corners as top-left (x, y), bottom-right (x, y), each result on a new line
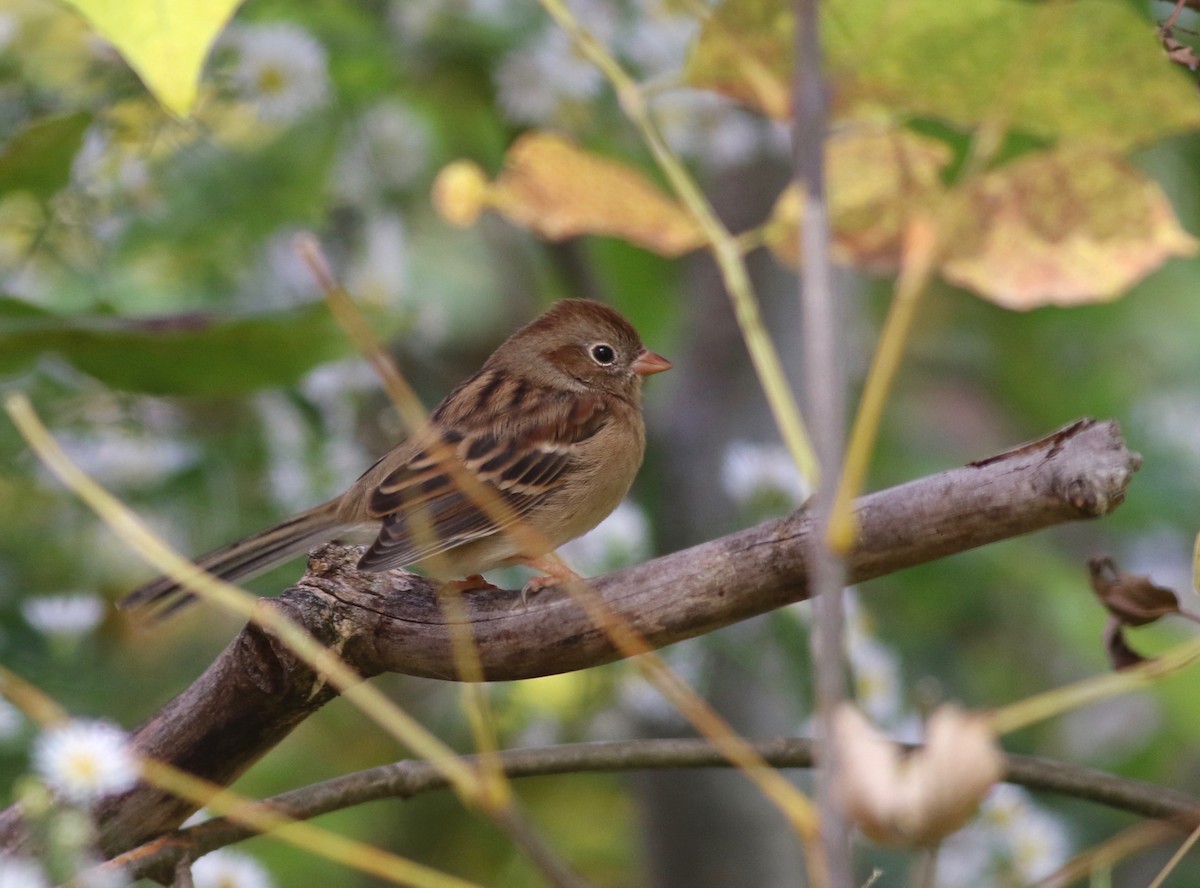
top-left (941, 146), bottom-right (1198, 309)
top-left (834, 703), bottom-right (1003, 847)
top-left (1104, 617), bottom-right (1151, 671)
top-left (686, 0), bottom-right (792, 118)
top-left (767, 127), bottom-right (950, 271)
top-left (434, 132), bottom-right (706, 257)
top-left (1087, 555), bottom-right (1180, 627)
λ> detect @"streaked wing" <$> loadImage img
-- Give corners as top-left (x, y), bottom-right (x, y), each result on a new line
top-left (357, 385), bottom-right (609, 572)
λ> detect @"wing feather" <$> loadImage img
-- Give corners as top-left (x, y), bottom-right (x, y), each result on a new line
top-left (357, 383), bottom-right (610, 572)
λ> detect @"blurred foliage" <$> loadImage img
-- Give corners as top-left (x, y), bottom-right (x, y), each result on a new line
top-left (3, 0), bottom-right (1200, 885)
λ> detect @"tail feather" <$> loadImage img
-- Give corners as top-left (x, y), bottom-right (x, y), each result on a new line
top-left (119, 506), bottom-right (345, 619)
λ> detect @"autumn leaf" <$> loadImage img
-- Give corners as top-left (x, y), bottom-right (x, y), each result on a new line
top-left (941, 147), bottom-right (1197, 309)
top-left (834, 703), bottom-right (1003, 847)
top-left (1088, 555), bottom-right (1181, 628)
top-left (692, 0), bottom-right (1200, 151)
top-left (767, 126), bottom-right (950, 270)
top-left (61, 0), bottom-right (243, 116)
top-left (1104, 618), bottom-right (1150, 671)
top-left (686, 0), bottom-right (792, 119)
top-left (434, 133), bottom-right (707, 257)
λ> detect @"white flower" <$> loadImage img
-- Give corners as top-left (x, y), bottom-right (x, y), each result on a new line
top-left (33, 720), bottom-right (139, 803)
top-left (0, 698), bottom-right (22, 741)
top-left (227, 23), bottom-right (330, 124)
top-left (848, 634), bottom-right (903, 726)
top-left (192, 850), bottom-right (275, 888)
top-left (0, 856), bottom-right (49, 888)
top-left (619, 6), bottom-right (698, 78)
top-left (333, 101), bottom-right (432, 202)
top-left (22, 594), bottom-right (105, 641)
top-left (720, 440), bottom-right (809, 510)
top-left (0, 13), bottom-right (19, 54)
top-left (560, 500), bottom-right (651, 574)
top-left (345, 211), bottom-right (410, 306)
top-left (652, 89), bottom-right (773, 169)
top-left (935, 784), bottom-right (1071, 887)
top-left (54, 429), bottom-right (196, 488)
top-left (1005, 802), bottom-right (1071, 882)
top-left (934, 823), bottom-right (994, 888)
top-left (256, 392), bottom-right (316, 513)
top-left (495, 27), bottom-right (607, 124)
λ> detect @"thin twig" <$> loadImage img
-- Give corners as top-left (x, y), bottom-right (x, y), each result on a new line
top-left (793, 0), bottom-right (849, 883)
top-left (100, 738), bottom-right (1200, 883)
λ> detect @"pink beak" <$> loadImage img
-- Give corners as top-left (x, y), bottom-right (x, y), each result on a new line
top-left (632, 349), bottom-right (672, 376)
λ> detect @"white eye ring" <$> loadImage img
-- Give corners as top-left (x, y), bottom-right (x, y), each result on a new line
top-left (590, 343), bottom-right (616, 365)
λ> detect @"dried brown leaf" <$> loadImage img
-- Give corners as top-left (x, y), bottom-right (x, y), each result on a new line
top-left (834, 703), bottom-right (1003, 848)
top-left (1088, 555), bottom-right (1180, 627)
top-left (1104, 617), bottom-right (1151, 671)
top-left (489, 132), bottom-right (706, 257)
top-left (942, 146), bottom-right (1198, 309)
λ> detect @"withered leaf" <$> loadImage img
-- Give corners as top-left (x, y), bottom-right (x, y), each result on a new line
top-left (489, 132), bottom-right (707, 257)
top-left (1088, 555), bottom-right (1180, 627)
top-left (941, 146), bottom-right (1197, 309)
top-left (834, 703), bottom-right (1002, 848)
top-left (1104, 617), bottom-right (1151, 671)
top-left (767, 126), bottom-right (950, 271)
top-left (686, 0), bottom-right (792, 119)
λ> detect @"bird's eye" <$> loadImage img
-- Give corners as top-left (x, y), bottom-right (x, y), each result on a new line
top-left (590, 343), bottom-right (616, 365)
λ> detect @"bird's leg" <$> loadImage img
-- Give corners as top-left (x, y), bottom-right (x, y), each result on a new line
top-left (516, 555), bottom-right (584, 607)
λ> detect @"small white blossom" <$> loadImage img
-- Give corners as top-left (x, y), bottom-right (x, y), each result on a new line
top-left (333, 101), bottom-right (432, 202)
top-left (192, 850), bottom-right (275, 888)
top-left (0, 698), bottom-right (21, 741)
top-left (0, 856), bottom-right (49, 888)
top-left (619, 7), bottom-right (698, 78)
top-left (0, 13), bottom-right (19, 53)
top-left (936, 784), bottom-right (1071, 887)
top-left (33, 720), bottom-right (139, 803)
top-left (23, 594), bottom-right (105, 641)
top-left (495, 26), bottom-right (608, 124)
top-left (720, 440), bottom-right (809, 510)
top-left (848, 634), bottom-right (903, 726)
top-left (652, 89), bottom-right (775, 170)
top-left (560, 500), bottom-right (651, 574)
top-left (256, 392), bottom-right (316, 513)
top-left (345, 212), bottom-right (410, 306)
top-left (227, 23), bottom-right (330, 124)
top-left (54, 429), bottom-right (196, 488)
top-left (1005, 802), bottom-right (1072, 882)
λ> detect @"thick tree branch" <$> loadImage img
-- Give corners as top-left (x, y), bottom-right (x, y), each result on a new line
top-left (0, 418), bottom-right (1141, 857)
top-left (105, 737), bottom-right (1200, 884)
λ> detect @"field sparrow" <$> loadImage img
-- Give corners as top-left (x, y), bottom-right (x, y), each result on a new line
top-left (121, 299), bottom-right (671, 617)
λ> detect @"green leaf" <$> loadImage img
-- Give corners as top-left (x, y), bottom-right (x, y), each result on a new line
top-left (0, 297), bottom-right (406, 395)
top-left (60, 0), bottom-right (243, 116)
top-left (690, 0), bottom-right (1200, 150)
top-left (0, 112), bottom-right (92, 199)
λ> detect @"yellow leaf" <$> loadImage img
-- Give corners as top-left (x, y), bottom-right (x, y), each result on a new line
top-left (942, 147), bottom-right (1198, 309)
top-left (686, 0), bottom-right (792, 119)
top-left (61, 0), bottom-right (244, 117)
top-left (487, 132), bottom-right (707, 257)
top-left (768, 126), bottom-right (950, 270)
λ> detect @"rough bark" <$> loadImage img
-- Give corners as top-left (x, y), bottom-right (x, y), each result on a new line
top-left (0, 418), bottom-right (1140, 857)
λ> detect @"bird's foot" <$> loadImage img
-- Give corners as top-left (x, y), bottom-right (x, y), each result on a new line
top-left (515, 556), bottom-right (585, 609)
